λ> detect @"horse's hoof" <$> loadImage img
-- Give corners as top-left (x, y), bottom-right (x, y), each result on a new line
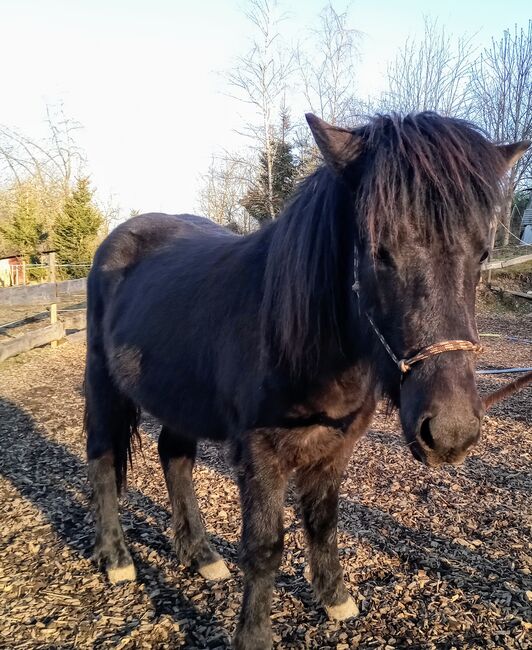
top-left (325, 595), bottom-right (359, 620)
top-left (107, 563), bottom-right (137, 584)
top-left (198, 558), bottom-right (231, 581)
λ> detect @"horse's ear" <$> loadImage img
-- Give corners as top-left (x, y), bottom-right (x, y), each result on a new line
top-left (306, 113), bottom-right (363, 172)
top-left (497, 141), bottom-right (531, 168)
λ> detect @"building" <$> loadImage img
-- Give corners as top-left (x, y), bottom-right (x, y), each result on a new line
top-left (0, 250), bottom-right (25, 287)
top-left (521, 193), bottom-right (532, 245)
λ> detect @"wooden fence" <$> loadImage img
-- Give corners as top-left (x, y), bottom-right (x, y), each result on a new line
top-left (482, 252), bottom-right (532, 271)
top-left (0, 277), bottom-right (87, 363)
top-left (0, 278), bottom-right (87, 306)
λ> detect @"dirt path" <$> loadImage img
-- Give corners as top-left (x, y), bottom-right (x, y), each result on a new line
top-left (0, 313), bottom-right (530, 649)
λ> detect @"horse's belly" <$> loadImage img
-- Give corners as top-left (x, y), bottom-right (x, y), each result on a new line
top-left (106, 341), bottom-right (229, 441)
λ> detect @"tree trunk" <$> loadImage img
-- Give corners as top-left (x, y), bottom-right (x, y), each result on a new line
top-left (265, 123), bottom-right (276, 221)
top-left (500, 170), bottom-right (517, 246)
top-left (500, 191), bottom-right (512, 246)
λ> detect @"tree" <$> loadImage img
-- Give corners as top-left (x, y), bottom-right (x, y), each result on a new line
top-left (226, 0), bottom-right (293, 221)
top-left (297, 3), bottom-right (361, 126)
top-left (198, 154), bottom-right (254, 233)
top-left (383, 17), bottom-right (474, 116)
top-left (0, 105), bottom-right (85, 259)
top-left (294, 3), bottom-right (362, 174)
top-left (54, 177), bottom-right (104, 278)
top-left (470, 22), bottom-right (532, 244)
top-left (0, 182), bottom-right (49, 257)
top-left (241, 135), bottom-right (297, 224)
top-left (0, 105), bottom-right (83, 221)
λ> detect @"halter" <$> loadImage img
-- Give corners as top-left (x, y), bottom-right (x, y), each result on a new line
top-left (352, 255), bottom-right (483, 375)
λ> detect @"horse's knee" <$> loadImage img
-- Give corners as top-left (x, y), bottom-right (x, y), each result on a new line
top-left (240, 530), bottom-right (284, 577)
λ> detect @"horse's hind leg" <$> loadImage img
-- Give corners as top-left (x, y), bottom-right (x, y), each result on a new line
top-left (158, 426), bottom-right (230, 580)
top-left (295, 451), bottom-right (358, 621)
top-left (87, 453), bottom-right (136, 583)
top-left (85, 354), bottom-right (137, 584)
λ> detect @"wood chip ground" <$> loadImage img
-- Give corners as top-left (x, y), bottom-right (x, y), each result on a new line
top-left (0, 313), bottom-right (530, 649)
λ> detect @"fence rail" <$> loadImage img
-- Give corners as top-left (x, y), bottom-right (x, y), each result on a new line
top-left (0, 278), bottom-right (87, 307)
top-left (482, 252), bottom-right (532, 271)
top-left (0, 322), bottom-right (65, 363)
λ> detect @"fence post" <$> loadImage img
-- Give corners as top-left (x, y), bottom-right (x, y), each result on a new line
top-left (48, 252), bottom-right (58, 349)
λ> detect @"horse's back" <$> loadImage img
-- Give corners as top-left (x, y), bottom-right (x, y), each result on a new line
top-left (87, 212), bottom-right (237, 332)
top-left (93, 213), bottom-right (235, 273)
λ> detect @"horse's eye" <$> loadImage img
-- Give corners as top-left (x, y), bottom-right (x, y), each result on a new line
top-left (377, 247), bottom-right (394, 266)
top-left (479, 250), bottom-right (489, 263)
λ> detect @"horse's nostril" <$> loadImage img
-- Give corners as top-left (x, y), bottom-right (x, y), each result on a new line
top-left (419, 417), bottom-right (435, 449)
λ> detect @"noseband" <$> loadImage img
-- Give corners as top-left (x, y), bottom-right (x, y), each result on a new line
top-left (352, 257), bottom-right (482, 375)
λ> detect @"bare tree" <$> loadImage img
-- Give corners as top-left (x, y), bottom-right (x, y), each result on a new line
top-left (0, 106), bottom-right (87, 257)
top-left (470, 22), bottom-right (532, 244)
top-left (0, 105), bottom-right (83, 193)
top-left (197, 154), bottom-right (254, 233)
top-left (292, 3), bottom-right (362, 175)
top-left (383, 17), bottom-right (475, 116)
top-left (297, 3), bottom-right (361, 127)
top-left (0, 105), bottom-right (84, 234)
top-left (226, 0), bottom-right (293, 220)
top-left (44, 104), bottom-right (84, 196)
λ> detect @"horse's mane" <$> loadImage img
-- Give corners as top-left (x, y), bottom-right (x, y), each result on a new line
top-left (260, 112), bottom-right (507, 377)
top-left (354, 112), bottom-right (506, 250)
top-left (260, 166), bottom-right (355, 378)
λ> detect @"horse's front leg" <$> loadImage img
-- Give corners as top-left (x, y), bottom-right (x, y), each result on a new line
top-left (233, 434), bottom-right (288, 650)
top-left (295, 446), bottom-right (359, 620)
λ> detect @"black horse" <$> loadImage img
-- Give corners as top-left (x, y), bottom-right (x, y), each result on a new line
top-left (85, 112), bottom-right (528, 649)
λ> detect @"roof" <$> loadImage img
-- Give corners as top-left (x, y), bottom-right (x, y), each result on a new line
top-left (0, 248), bottom-right (23, 260)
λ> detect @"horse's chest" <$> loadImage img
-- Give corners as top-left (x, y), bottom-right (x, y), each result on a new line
top-left (261, 374), bottom-right (377, 470)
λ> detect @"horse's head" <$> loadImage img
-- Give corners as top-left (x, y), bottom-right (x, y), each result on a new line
top-left (307, 112), bottom-right (530, 466)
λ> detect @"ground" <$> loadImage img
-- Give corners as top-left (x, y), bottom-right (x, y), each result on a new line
top-left (0, 313), bottom-right (530, 650)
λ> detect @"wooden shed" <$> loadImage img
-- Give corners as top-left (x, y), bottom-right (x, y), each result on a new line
top-left (0, 250), bottom-right (25, 287)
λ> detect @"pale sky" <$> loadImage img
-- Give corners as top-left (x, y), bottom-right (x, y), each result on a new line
top-left (0, 0), bottom-right (530, 218)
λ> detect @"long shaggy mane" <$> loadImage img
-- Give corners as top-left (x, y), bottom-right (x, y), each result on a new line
top-left (354, 112), bottom-right (507, 250)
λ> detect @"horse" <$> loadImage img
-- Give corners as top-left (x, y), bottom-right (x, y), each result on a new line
top-left (84, 112), bottom-right (529, 650)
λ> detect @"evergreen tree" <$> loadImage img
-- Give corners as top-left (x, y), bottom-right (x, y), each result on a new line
top-left (54, 177), bottom-right (104, 278)
top-left (242, 138), bottom-right (298, 224)
top-left (0, 186), bottom-right (48, 259)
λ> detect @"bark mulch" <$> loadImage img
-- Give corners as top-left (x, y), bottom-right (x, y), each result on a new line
top-left (0, 312), bottom-right (530, 649)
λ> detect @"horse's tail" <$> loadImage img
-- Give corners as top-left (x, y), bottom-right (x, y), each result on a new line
top-left (84, 265), bottom-right (141, 492)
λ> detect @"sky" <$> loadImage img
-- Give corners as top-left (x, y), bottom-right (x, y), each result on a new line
top-left (0, 0), bottom-right (530, 218)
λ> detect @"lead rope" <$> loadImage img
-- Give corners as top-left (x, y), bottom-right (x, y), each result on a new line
top-left (352, 256), bottom-right (483, 375)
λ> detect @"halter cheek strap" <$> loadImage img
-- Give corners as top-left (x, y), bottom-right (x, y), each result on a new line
top-left (353, 258), bottom-right (482, 375)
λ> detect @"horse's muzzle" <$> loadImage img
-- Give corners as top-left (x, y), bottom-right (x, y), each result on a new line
top-left (408, 411), bottom-right (482, 466)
